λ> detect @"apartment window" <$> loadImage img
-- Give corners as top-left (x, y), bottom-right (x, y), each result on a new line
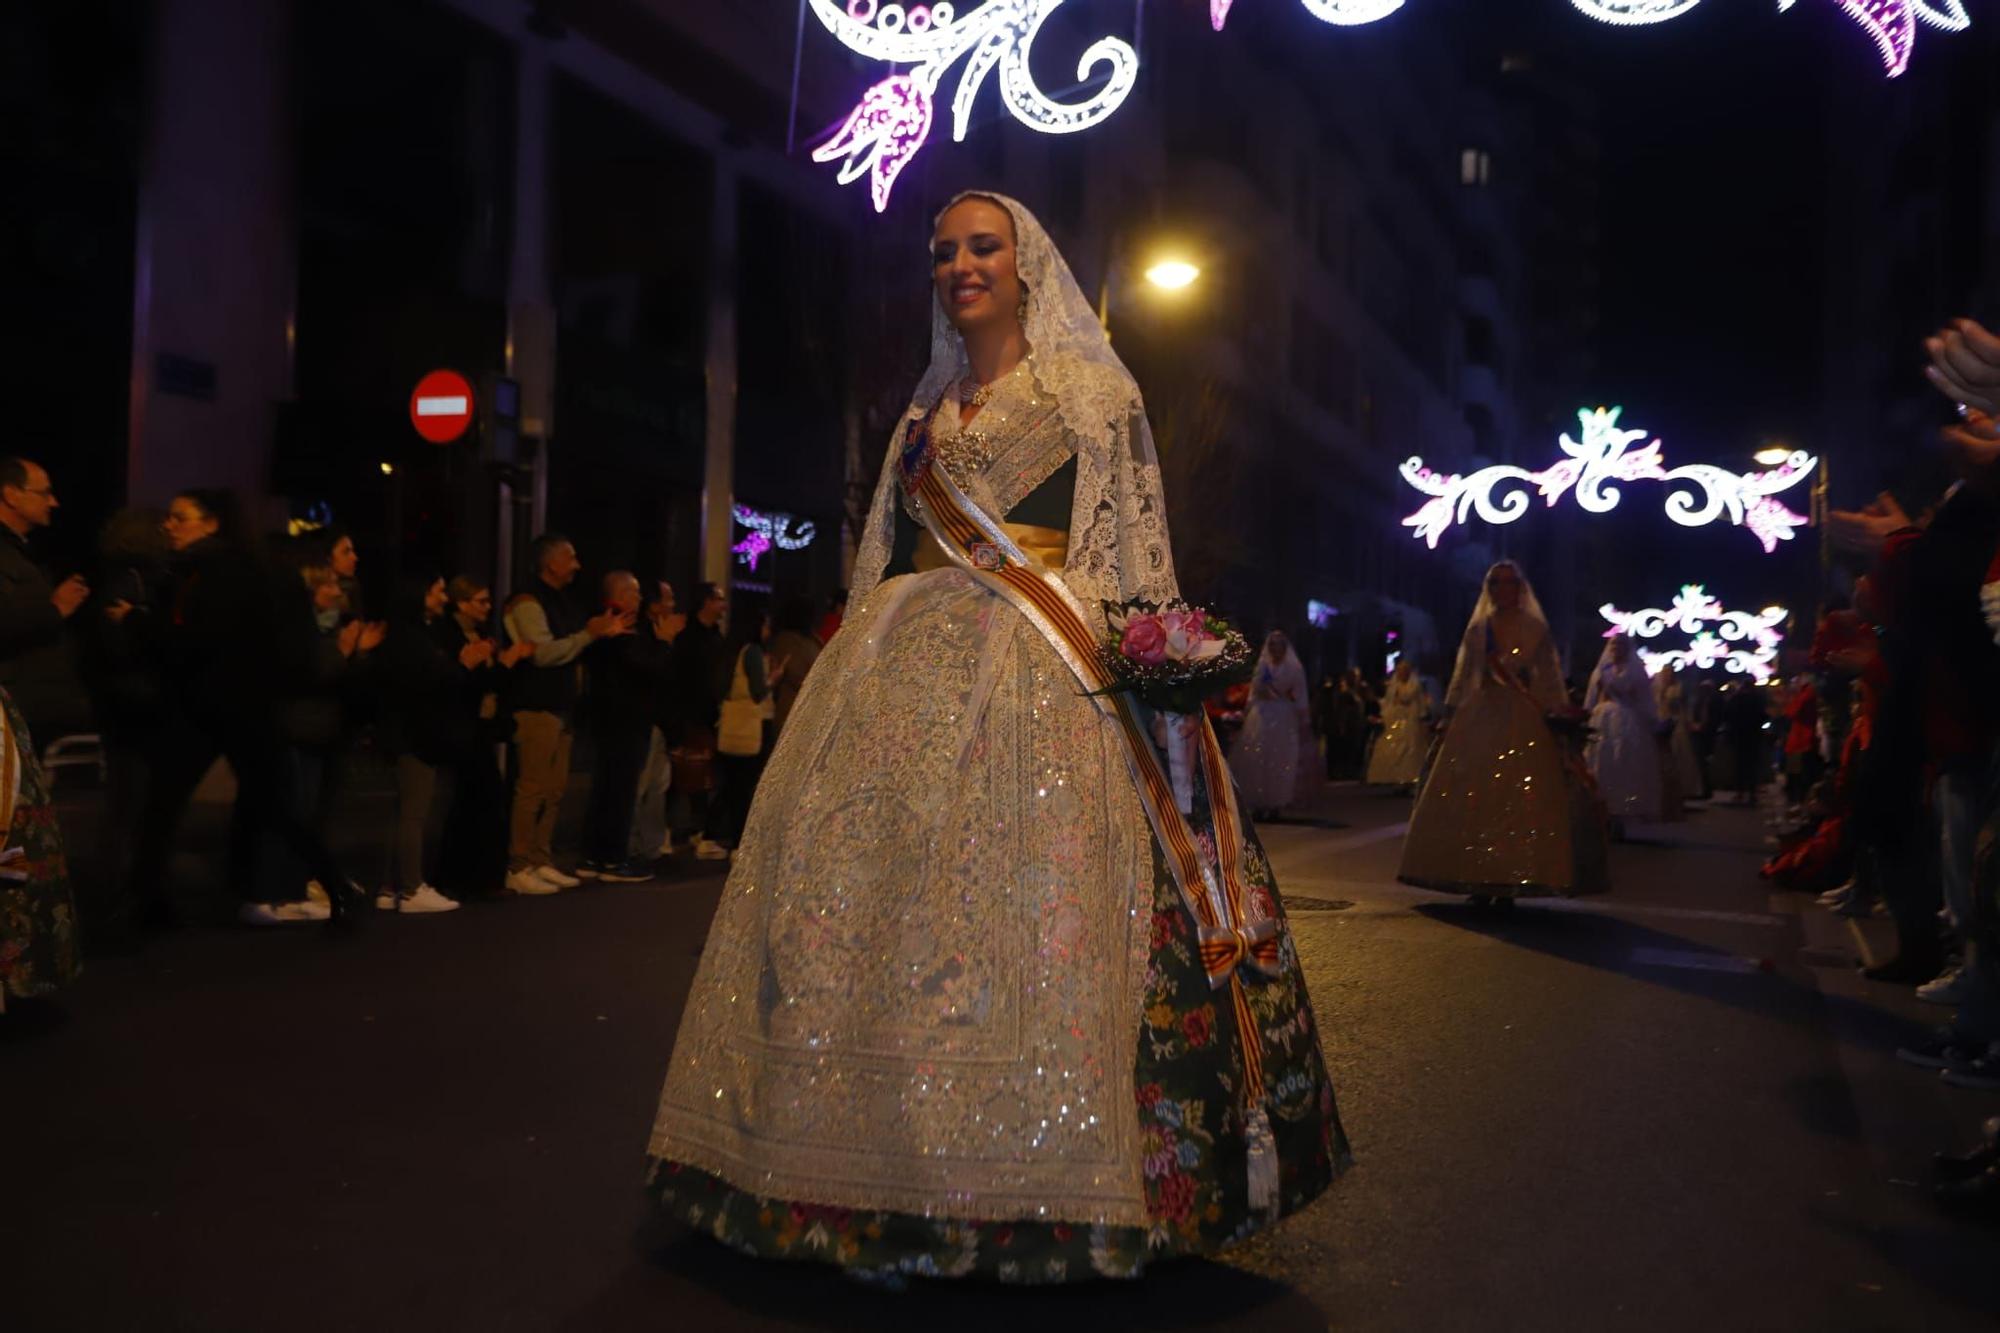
top-left (1459, 148), bottom-right (1491, 187)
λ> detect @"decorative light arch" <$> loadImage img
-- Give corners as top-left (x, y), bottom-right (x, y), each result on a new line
top-left (812, 1), bottom-right (1973, 208)
top-left (809, 1), bottom-right (1142, 212)
top-left (1571, 0), bottom-right (1973, 78)
top-left (1400, 407), bottom-right (1815, 554)
top-left (1600, 584), bottom-right (1787, 682)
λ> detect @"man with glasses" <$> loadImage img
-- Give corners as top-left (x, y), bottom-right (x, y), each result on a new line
top-left (0, 457), bottom-right (91, 743)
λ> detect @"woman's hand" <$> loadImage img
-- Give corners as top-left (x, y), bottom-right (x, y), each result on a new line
top-left (500, 639), bottom-right (537, 667)
top-left (459, 638), bottom-right (496, 669)
top-left (357, 621), bottom-right (388, 655)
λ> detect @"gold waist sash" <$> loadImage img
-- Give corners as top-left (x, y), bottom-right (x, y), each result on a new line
top-left (914, 522), bottom-right (1068, 574)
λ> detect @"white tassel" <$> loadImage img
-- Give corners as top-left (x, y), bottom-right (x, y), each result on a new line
top-left (1245, 1106), bottom-right (1279, 1215)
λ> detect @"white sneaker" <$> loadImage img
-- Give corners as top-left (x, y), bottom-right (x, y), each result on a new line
top-left (374, 888), bottom-right (400, 911)
top-left (1917, 967), bottom-right (1976, 1006)
top-left (305, 879), bottom-right (329, 907)
top-left (239, 900), bottom-right (331, 926)
top-left (397, 883), bottom-right (461, 914)
top-left (693, 838), bottom-right (731, 861)
top-left (507, 867), bottom-right (562, 896)
top-left (534, 864), bottom-right (582, 889)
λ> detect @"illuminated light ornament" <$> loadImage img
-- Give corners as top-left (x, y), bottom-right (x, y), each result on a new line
top-left (1211, 0), bottom-right (1404, 28)
top-left (1600, 585), bottom-right (1787, 682)
top-left (1299, 0), bottom-right (1408, 23)
top-left (1569, 0), bottom-right (1703, 23)
top-left (732, 504), bottom-right (818, 571)
top-left (1914, 0), bottom-right (1971, 31)
top-left (1400, 407), bottom-right (1814, 554)
top-left (813, 74), bottom-right (934, 213)
top-left (809, 0), bottom-right (1139, 212)
top-left (1575, 0), bottom-right (1951, 78)
top-left (1833, 0), bottom-right (1916, 75)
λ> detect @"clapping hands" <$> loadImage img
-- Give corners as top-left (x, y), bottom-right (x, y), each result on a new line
top-left (1828, 492), bottom-right (1913, 557)
top-left (586, 608), bottom-right (636, 640)
top-left (1925, 318), bottom-right (2000, 416)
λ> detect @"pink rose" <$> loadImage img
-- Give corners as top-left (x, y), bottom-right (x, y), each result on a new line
top-left (1159, 609), bottom-right (1224, 663)
top-left (1121, 615), bottom-right (1170, 666)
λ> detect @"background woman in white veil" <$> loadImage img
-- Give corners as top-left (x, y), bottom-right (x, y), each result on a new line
top-left (645, 193), bottom-right (1346, 1282)
top-left (1233, 630), bottom-right (1311, 819)
top-left (1653, 666), bottom-right (1705, 807)
top-left (1365, 657), bottom-right (1430, 789)
top-left (1584, 635), bottom-right (1665, 831)
top-left (1398, 560), bottom-right (1608, 901)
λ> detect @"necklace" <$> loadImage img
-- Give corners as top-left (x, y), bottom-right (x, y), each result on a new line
top-left (955, 354), bottom-right (1027, 409)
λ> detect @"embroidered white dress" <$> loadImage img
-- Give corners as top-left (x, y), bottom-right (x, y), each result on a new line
top-left (1365, 671), bottom-right (1429, 787)
top-left (645, 194), bottom-right (1345, 1282)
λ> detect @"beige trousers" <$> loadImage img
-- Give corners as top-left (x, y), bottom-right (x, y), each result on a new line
top-left (509, 710), bottom-right (572, 869)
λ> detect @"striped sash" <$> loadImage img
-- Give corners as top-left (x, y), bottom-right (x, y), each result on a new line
top-left (898, 406), bottom-right (1279, 1107)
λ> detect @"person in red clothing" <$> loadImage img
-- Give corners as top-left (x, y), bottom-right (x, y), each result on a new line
top-left (1835, 320), bottom-right (2000, 1110)
top-left (813, 588), bottom-right (847, 645)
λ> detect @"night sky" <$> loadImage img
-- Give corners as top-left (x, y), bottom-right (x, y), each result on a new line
top-left (1456, 2), bottom-right (1860, 618)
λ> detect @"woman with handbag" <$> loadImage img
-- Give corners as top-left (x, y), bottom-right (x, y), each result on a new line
top-left (702, 610), bottom-right (787, 856)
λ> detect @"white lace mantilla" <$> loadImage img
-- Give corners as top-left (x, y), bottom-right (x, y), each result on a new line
top-left (851, 192), bottom-right (1178, 621)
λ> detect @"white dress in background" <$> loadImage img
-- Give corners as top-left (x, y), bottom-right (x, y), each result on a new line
top-left (1585, 647), bottom-right (1664, 824)
top-left (1654, 668), bottom-right (1704, 800)
top-left (1233, 647), bottom-right (1310, 812)
top-left (1365, 669), bottom-right (1429, 787)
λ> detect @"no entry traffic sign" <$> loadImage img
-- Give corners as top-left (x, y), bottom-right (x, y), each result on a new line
top-left (410, 369), bottom-right (475, 444)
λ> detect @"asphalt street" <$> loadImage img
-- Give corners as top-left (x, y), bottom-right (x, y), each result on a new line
top-left (6, 775), bottom-right (1997, 1332)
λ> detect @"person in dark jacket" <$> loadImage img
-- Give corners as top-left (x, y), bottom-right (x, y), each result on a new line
top-left (580, 571), bottom-right (681, 882)
top-left (673, 581), bottom-right (730, 859)
top-left (427, 577), bottom-right (532, 901)
top-left (262, 560), bottom-right (383, 907)
top-left (370, 574), bottom-right (467, 913)
top-left (72, 507), bottom-right (173, 946)
top-left (627, 580), bottom-right (684, 863)
top-left (123, 490), bottom-right (365, 928)
top-left (0, 457), bottom-right (92, 745)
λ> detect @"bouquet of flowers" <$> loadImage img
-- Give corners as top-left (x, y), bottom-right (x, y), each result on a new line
top-left (1096, 599), bottom-right (1254, 715)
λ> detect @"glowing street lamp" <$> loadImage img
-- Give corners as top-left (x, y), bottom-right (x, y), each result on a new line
top-left (1753, 446), bottom-right (1793, 466)
top-left (1145, 259), bottom-right (1201, 291)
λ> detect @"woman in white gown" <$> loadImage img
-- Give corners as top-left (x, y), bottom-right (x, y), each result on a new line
top-left (1585, 635), bottom-right (1665, 828)
top-left (1398, 561), bottom-right (1609, 900)
top-left (645, 193), bottom-right (1346, 1283)
top-left (1653, 667), bottom-right (1704, 804)
top-left (1365, 658), bottom-right (1429, 788)
top-left (1232, 631), bottom-right (1310, 818)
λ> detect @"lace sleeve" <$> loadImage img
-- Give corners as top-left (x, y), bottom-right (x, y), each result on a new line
top-left (1063, 383), bottom-right (1178, 611)
top-left (1116, 398), bottom-right (1179, 605)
